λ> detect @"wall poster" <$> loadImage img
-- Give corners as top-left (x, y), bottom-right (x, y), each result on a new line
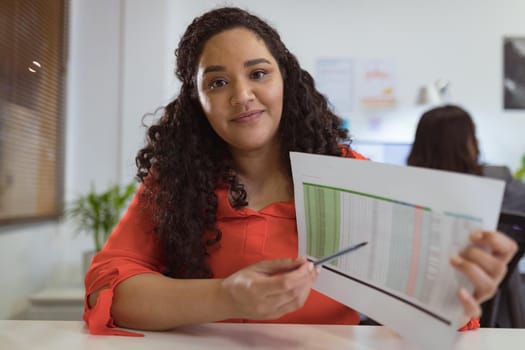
top-left (504, 37), bottom-right (525, 110)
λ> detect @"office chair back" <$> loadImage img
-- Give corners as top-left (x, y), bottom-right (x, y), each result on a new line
top-left (480, 210), bottom-right (525, 328)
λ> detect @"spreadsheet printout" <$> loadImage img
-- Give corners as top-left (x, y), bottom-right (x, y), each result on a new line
top-left (291, 152), bottom-right (504, 350)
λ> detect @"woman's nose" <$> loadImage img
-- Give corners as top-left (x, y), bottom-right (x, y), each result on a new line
top-left (230, 79), bottom-right (255, 106)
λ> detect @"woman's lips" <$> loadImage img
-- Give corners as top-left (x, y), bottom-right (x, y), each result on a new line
top-left (232, 110), bottom-right (263, 122)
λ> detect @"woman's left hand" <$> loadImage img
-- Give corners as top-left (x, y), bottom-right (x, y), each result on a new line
top-left (451, 230), bottom-right (518, 320)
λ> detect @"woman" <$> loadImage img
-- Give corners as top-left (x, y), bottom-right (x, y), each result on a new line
top-left (407, 104), bottom-right (525, 213)
top-left (84, 9), bottom-right (516, 335)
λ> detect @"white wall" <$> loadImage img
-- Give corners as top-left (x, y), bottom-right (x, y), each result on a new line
top-left (0, 223), bottom-right (59, 318)
top-left (1, 0), bottom-right (524, 319)
top-left (66, 0), bottom-right (122, 196)
top-left (119, 0), bottom-right (172, 182)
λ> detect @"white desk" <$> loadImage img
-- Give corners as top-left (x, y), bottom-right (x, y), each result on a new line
top-left (1, 321), bottom-right (524, 350)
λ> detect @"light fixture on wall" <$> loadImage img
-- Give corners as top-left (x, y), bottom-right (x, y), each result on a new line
top-left (415, 79), bottom-right (450, 105)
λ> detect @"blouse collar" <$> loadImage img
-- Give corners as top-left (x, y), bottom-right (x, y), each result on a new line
top-left (215, 185), bottom-right (295, 219)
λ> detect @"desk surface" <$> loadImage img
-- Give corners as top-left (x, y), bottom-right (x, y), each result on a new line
top-left (1, 321), bottom-right (524, 350)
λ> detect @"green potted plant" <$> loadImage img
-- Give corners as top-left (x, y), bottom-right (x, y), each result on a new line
top-left (515, 154), bottom-right (525, 181)
top-left (68, 182), bottom-right (137, 273)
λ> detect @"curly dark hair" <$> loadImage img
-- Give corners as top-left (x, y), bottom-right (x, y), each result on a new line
top-left (135, 7), bottom-right (350, 279)
top-left (407, 105), bottom-right (482, 175)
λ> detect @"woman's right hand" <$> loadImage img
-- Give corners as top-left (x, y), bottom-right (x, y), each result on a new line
top-left (221, 258), bottom-right (319, 320)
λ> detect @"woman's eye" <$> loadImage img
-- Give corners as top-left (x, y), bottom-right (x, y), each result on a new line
top-left (209, 79), bottom-right (227, 90)
top-left (251, 70), bottom-right (266, 79)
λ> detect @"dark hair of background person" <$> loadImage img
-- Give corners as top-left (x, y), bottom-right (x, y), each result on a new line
top-left (407, 105), bottom-right (482, 176)
top-left (135, 7), bottom-right (350, 279)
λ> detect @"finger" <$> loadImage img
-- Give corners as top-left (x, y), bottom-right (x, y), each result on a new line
top-left (253, 258), bottom-right (303, 275)
top-left (275, 264), bottom-right (317, 301)
top-left (457, 287), bottom-right (481, 319)
top-left (460, 246), bottom-right (507, 282)
top-left (224, 261), bottom-right (292, 296)
top-left (244, 260), bottom-right (313, 297)
top-left (450, 255), bottom-right (498, 302)
top-left (264, 261), bottom-right (316, 296)
top-left (470, 230), bottom-right (517, 262)
top-left (267, 284), bottom-right (313, 319)
top-left (248, 267), bottom-right (315, 320)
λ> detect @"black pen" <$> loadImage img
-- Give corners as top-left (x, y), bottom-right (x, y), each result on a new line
top-left (313, 241), bottom-right (368, 266)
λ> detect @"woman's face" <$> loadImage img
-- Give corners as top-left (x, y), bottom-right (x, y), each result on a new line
top-left (196, 28), bottom-right (284, 154)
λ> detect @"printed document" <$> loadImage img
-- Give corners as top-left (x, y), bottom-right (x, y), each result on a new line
top-left (290, 152), bottom-right (505, 350)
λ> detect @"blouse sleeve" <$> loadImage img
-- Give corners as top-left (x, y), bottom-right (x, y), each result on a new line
top-left (458, 318), bottom-right (480, 331)
top-left (83, 184), bottom-right (165, 336)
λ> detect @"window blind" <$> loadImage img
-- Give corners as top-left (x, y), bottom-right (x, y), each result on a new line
top-left (0, 0), bottom-right (67, 223)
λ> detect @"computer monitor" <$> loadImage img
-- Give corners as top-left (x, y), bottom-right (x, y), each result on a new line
top-left (350, 140), bottom-right (412, 166)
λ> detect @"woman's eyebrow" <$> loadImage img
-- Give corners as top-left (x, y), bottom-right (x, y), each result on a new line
top-left (244, 58), bottom-right (271, 67)
top-left (202, 58), bottom-right (272, 75)
top-left (203, 65), bottom-right (225, 75)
